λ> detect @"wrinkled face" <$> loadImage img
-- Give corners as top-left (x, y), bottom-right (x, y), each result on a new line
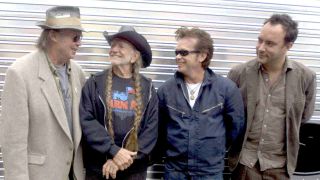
top-left (54, 29), bottom-right (82, 61)
top-left (256, 22), bottom-right (292, 66)
top-left (108, 38), bottom-right (139, 66)
top-left (175, 37), bottom-right (204, 75)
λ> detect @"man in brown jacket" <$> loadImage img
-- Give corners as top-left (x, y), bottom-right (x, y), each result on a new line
top-left (1, 6), bottom-right (86, 180)
top-left (228, 14), bottom-right (317, 179)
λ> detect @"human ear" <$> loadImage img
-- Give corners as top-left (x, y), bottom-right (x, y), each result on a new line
top-left (130, 50), bottom-right (140, 64)
top-left (49, 30), bottom-right (59, 43)
top-left (198, 52), bottom-right (207, 63)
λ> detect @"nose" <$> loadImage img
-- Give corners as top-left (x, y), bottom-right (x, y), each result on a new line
top-left (110, 44), bottom-right (120, 52)
top-left (257, 42), bottom-right (265, 52)
top-left (176, 52), bottom-right (183, 59)
top-left (75, 40), bottom-right (81, 47)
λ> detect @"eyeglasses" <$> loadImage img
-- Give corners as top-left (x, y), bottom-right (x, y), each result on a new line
top-left (175, 49), bottom-right (200, 56)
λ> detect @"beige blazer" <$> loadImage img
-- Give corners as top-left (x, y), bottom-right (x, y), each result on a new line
top-left (1, 50), bottom-right (86, 180)
top-left (227, 58), bottom-right (317, 176)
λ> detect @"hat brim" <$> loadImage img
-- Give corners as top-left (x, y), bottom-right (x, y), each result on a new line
top-left (104, 31), bottom-right (152, 68)
top-left (36, 21), bottom-right (85, 32)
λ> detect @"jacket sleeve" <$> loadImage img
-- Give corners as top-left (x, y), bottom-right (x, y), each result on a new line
top-left (227, 67), bottom-right (240, 87)
top-left (224, 82), bottom-right (246, 150)
top-left (1, 67), bottom-right (30, 180)
top-left (301, 71), bottom-right (317, 124)
top-left (136, 85), bottom-right (159, 160)
top-left (79, 77), bottom-right (120, 157)
top-left (150, 86), bottom-right (168, 163)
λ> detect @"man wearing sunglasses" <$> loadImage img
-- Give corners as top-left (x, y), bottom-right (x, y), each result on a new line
top-left (156, 27), bottom-right (245, 180)
top-left (1, 6), bottom-right (86, 180)
top-left (228, 14), bottom-right (316, 179)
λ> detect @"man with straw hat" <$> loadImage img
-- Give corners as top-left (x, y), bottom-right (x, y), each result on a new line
top-left (1, 6), bottom-right (86, 180)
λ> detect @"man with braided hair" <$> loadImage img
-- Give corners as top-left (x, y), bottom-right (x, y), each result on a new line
top-left (80, 26), bottom-right (158, 180)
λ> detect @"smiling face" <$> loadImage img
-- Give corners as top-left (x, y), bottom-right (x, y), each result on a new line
top-left (108, 38), bottom-right (139, 67)
top-left (53, 29), bottom-right (82, 62)
top-left (175, 37), bottom-right (205, 77)
top-left (256, 22), bottom-right (292, 67)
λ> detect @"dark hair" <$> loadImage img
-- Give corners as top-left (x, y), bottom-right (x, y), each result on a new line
top-left (175, 27), bottom-right (214, 69)
top-left (264, 14), bottom-right (298, 44)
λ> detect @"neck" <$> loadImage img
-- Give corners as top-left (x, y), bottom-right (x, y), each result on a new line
top-left (184, 68), bottom-right (205, 84)
top-left (46, 47), bottom-right (67, 66)
top-left (112, 65), bottom-right (133, 78)
top-left (263, 57), bottom-right (286, 73)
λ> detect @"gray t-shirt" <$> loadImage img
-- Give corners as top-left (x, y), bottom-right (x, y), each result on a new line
top-left (55, 64), bottom-right (73, 137)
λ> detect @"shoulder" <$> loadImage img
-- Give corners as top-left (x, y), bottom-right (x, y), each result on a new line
top-left (10, 51), bottom-right (40, 70)
top-left (211, 72), bottom-right (238, 90)
top-left (290, 60), bottom-right (316, 78)
top-left (90, 69), bottom-right (108, 81)
top-left (229, 59), bottom-right (256, 74)
top-left (70, 60), bottom-right (83, 71)
top-left (157, 76), bottom-right (176, 93)
top-left (139, 73), bottom-right (152, 85)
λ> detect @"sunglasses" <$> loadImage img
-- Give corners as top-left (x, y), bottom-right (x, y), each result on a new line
top-left (72, 34), bottom-right (82, 43)
top-left (54, 29), bottom-right (82, 43)
top-left (175, 49), bottom-right (200, 56)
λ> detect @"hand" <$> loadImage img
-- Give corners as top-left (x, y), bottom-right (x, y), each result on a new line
top-left (112, 148), bottom-right (137, 170)
top-left (102, 159), bottom-right (119, 179)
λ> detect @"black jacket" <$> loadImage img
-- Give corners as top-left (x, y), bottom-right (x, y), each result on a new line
top-left (80, 69), bottom-right (158, 174)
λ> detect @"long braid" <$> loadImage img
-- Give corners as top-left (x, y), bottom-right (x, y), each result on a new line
top-left (106, 68), bottom-right (115, 140)
top-left (125, 55), bottom-right (143, 152)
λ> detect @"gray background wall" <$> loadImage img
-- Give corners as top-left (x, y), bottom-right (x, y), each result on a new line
top-left (0, 0), bottom-right (319, 179)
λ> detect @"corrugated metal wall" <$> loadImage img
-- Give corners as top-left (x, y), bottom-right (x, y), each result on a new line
top-left (0, 0), bottom-right (319, 179)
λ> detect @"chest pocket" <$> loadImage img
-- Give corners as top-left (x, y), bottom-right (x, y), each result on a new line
top-left (201, 102), bottom-right (223, 116)
top-left (167, 104), bottom-right (186, 118)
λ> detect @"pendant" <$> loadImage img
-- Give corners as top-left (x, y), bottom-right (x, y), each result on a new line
top-left (190, 94), bottom-right (195, 100)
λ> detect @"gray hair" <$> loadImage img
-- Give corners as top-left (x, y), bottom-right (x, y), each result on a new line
top-left (36, 29), bottom-right (50, 50)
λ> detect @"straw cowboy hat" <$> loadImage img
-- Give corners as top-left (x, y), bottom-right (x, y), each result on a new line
top-left (36, 6), bottom-right (84, 31)
top-left (103, 26), bottom-right (152, 68)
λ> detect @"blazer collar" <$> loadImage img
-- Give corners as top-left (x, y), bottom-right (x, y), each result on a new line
top-left (245, 60), bottom-right (259, 124)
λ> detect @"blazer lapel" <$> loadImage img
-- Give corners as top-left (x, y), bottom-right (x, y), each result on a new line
top-left (70, 63), bottom-right (82, 148)
top-left (245, 61), bottom-right (259, 128)
top-left (37, 51), bottom-right (72, 141)
top-left (285, 68), bottom-right (297, 118)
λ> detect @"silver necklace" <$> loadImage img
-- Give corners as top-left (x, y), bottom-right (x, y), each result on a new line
top-left (186, 83), bottom-right (201, 100)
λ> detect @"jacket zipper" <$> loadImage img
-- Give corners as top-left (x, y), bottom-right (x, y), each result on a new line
top-left (167, 105), bottom-right (186, 115)
top-left (98, 95), bottom-right (108, 131)
top-left (202, 103), bottom-right (223, 113)
top-left (181, 84), bottom-right (189, 103)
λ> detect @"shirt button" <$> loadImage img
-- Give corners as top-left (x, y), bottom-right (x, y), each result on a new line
top-left (263, 124), bottom-right (267, 128)
top-left (261, 139), bottom-right (264, 142)
top-left (268, 94), bottom-right (271, 97)
top-left (266, 109), bottom-right (269, 112)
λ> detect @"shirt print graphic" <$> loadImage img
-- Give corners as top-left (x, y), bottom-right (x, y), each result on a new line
top-left (109, 86), bottom-right (137, 119)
